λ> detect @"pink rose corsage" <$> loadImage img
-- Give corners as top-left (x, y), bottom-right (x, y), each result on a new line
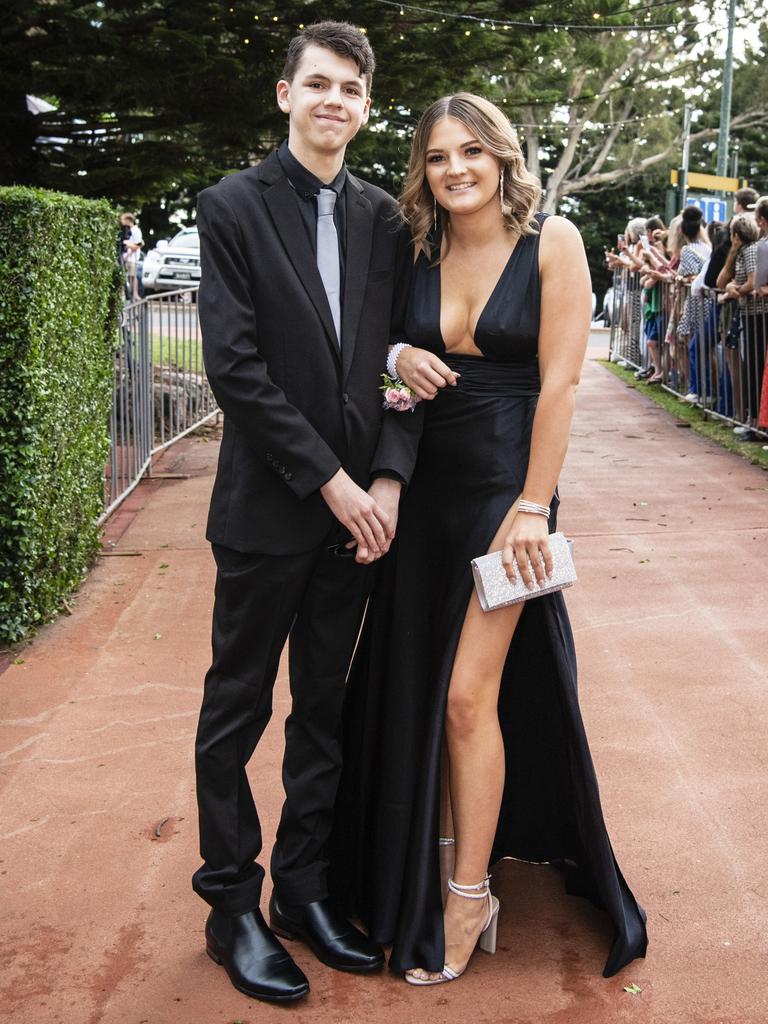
top-left (380, 373), bottom-right (421, 412)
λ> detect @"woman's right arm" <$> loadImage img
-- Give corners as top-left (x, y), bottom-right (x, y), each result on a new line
top-left (716, 244), bottom-right (739, 289)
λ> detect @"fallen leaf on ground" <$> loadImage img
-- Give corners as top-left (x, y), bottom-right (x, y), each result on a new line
top-left (623, 983), bottom-right (642, 995)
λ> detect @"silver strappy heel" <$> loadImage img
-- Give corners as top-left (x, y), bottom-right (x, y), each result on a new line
top-left (439, 837), bottom-right (455, 903)
top-left (405, 874), bottom-right (500, 986)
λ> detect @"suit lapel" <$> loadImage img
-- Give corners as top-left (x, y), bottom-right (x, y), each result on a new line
top-left (262, 174), bottom-right (340, 362)
top-left (341, 178), bottom-right (373, 383)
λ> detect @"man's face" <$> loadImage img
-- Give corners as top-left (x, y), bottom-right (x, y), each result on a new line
top-left (277, 44), bottom-right (370, 156)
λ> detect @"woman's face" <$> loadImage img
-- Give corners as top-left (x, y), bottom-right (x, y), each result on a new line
top-left (424, 116), bottom-right (501, 220)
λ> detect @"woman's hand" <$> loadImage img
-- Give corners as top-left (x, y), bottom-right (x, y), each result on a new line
top-left (501, 513), bottom-right (553, 590)
top-left (394, 346), bottom-right (459, 400)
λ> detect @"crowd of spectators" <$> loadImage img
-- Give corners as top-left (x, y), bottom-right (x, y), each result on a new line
top-left (604, 187), bottom-right (768, 441)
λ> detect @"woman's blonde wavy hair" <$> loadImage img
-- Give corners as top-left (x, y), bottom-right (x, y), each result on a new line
top-left (399, 92), bottom-right (542, 262)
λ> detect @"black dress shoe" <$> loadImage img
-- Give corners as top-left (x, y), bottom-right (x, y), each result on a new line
top-left (205, 907), bottom-right (309, 1003)
top-left (269, 894), bottom-right (384, 973)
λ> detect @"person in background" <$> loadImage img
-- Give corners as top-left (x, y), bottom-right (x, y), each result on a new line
top-left (120, 213), bottom-right (143, 300)
top-left (751, 196), bottom-right (768, 432)
top-left (620, 217), bottom-right (648, 366)
top-left (695, 221), bottom-right (734, 416)
top-left (733, 186), bottom-right (758, 217)
top-left (718, 213), bottom-right (765, 438)
top-left (640, 216), bottom-right (683, 388)
top-left (676, 207), bottom-right (712, 403)
top-left (636, 217), bottom-right (667, 381)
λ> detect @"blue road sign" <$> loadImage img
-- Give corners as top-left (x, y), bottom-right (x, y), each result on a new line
top-left (686, 195), bottom-right (728, 223)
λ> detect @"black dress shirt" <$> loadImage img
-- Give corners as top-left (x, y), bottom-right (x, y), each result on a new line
top-left (277, 140), bottom-right (347, 290)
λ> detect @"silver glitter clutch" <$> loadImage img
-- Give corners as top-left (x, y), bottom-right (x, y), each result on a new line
top-left (471, 532), bottom-right (576, 612)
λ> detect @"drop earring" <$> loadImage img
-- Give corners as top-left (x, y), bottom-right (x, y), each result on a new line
top-left (499, 169), bottom-right (505, 215)
top-left (433, 196), bottom-right (437, 232)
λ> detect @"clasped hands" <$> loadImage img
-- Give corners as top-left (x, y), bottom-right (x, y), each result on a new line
top-left (320, 470), bottom-right (401, 565)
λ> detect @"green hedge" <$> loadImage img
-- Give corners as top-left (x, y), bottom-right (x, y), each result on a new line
top-left (0, 187), bottom-right (120, 645)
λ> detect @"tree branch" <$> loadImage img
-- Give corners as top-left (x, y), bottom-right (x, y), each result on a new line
top-left (559, 109), bottom-right (768, 196)
top-left (584, 96), bottom-right (634, 178)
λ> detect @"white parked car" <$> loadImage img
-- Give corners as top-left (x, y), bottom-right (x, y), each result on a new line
top-left (142, 226), bottom-right (200, 293)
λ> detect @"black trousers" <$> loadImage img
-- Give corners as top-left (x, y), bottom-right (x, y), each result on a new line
top-left (192, 536), bottom-right (373, 916)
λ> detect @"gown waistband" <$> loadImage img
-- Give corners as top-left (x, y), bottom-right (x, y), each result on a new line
top-left (443, 353), bottom-right (541, 397)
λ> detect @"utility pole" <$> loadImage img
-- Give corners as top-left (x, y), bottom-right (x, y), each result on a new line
top-left (680, 103), bottom-right (692, 210)
top-left (716, 0), bottom-right (737, 177)
top-left (730, 141), bottom-right (740, 179)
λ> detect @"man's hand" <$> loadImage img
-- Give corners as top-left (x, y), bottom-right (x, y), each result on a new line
top-left (350, 477), bottom-right (402, 563)
top-left (395, 346), bottom-right (459, 400)
top-left (320, 468), bottom-right (390, 562)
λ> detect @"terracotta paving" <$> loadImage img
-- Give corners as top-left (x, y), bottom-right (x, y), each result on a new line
top-left (1, 356), bottom-right (766, 1024)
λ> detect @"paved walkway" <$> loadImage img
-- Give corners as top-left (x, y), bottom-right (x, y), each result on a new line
top-left (1, 357), bottom-right (767, 1024)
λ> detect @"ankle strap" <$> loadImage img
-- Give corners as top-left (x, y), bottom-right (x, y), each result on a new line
top-left (447, 875), bottom-right (490, 899)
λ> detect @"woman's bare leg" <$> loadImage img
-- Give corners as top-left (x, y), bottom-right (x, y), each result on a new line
top-left (408, 501), bottom-right (526, 981)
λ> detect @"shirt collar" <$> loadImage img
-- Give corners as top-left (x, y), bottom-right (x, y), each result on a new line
top-left (278, 140), bottom-right (347, 201)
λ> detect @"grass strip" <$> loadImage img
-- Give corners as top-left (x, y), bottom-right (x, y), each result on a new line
top-left (598, 359), bottom-right (768, 472)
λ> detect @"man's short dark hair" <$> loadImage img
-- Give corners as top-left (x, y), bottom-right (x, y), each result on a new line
top-left (734, 186), bottom-right (758, 211)
top-left (282, 21), bottom-right (375, 94)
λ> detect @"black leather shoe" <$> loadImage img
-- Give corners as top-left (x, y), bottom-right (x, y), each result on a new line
top-left (205, 907), bottom-right (309, 1003)
top-left (269, 894), bottom-right (384, 973)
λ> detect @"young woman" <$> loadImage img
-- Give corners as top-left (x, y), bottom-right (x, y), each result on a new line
top-left (719, 213), bottom-right (766, 431)
top-left (331, 93), bottom-right (648, 984)
top-left (675, 206), bottom-right (713, 403)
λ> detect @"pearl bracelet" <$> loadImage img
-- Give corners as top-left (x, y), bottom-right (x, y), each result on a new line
top-left (386, 342), bottom-right (411, 380)
top-left (518, 499), bottom-right (550, 518)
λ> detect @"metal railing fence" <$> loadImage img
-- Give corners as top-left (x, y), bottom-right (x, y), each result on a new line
top-left (101, 287), bottom-right (218, 523)
top-left (608, 267), bottom-right (768, 439)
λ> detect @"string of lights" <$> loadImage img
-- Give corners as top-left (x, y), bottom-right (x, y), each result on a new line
top-left (515, 110), bottom-right (676, 130)
top-left (373, 0), bottom-right (699, 32)
top-left (607, 0), bottom-right (717, 14)
top-left (379, 108), bottom-right (679, 131)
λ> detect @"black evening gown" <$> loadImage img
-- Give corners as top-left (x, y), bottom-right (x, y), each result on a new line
top-left (330, 215), bottom-right (648, 978)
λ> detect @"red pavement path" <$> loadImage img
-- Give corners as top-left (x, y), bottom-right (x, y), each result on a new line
top-left (1, 357), bottom-right (767, 1024)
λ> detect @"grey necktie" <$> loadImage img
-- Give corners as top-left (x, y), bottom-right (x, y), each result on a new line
top-left (316, 188), bottom-right (342, 346)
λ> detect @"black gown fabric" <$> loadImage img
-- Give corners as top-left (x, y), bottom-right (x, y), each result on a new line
top-left (330, 215), bottom-right (648, 978)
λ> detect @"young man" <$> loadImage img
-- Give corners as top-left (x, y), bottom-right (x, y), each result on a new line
top-left (193, 22), bottom-right (418, 1004)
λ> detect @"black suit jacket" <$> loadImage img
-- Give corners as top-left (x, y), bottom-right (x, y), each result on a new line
top-left (198, 150), bottom-right (422, 555)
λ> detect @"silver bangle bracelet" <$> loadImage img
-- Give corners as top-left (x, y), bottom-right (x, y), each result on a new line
top-left (518, 499), bottom-right (550, 518)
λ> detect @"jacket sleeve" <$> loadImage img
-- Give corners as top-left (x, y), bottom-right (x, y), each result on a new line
top-left (371, 402), bottom-right (424, 487)
top-left (370, 220), bottom-right (424, 486)
top-left (197, 187), bottom-right (341, 500)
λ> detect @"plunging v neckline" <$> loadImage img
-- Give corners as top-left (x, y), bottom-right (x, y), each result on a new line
top-left (436, 238), bottom-right (523, 354)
